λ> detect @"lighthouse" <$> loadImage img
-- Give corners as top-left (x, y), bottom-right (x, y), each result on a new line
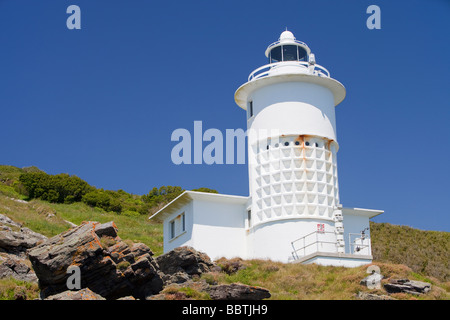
top-left (151, 30), bottom-right (383, 267)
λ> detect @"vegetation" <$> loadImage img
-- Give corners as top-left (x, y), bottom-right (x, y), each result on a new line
top-left (0, 278), bottom-right (39, 300)
top-left (370, 222), bottom-right (450, 282)
top-left (0, 164), bottom-right (449, 300)
top-left (1, 165), bottom-right (218, 216)
top-left (201, 259), bottom-right (450, 300)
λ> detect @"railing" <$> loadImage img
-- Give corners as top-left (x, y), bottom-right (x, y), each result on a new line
top-left (266, 39), bottom-right (308, 51)
top-left (291, 230), bottom-right (372, 260)
top-left (248, 61), bottom-right (330, 82)
top-left (348, 232), bottom-right (371, 255)
top-left (291, 230), bottom-right (337, 260)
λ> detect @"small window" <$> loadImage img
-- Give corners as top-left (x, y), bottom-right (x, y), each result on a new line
top-left (284, 141), bottom-right (289, 146)
top-left (248, 101), bottom-right (253, 118)
top-left (269, 46), bottom-right (282, 63)
top-left (295, 141), bottom-right (300, 146)
top-left (282, 45), bottom-right (298, 61)
top-left (247, 210), bottom-right (252, 228)
top-left (298, 47), bottom-right (308, 61)
top-left (170, 220), bottom-right (175, 239)
top-left (274, 143), bottom-right (279, 148)
top-left (315, 143), bottom-right (319, 147)
top-left (169, 212), bottom-right (186, 240)
top-left (305, 141), bottom-right (310, 146)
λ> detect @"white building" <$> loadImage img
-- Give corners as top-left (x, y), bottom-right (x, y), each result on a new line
top-left (150, 30), bottom-right (383, 267)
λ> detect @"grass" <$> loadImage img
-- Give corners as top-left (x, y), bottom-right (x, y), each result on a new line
top-left (371, 222), bottom-right (450, 282)
top-left (201, 259), bottom-right (450, 300)
top-left (0, 277), bottom-right (40, 300)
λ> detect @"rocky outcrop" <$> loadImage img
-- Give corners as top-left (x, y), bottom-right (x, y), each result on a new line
top-left (156, 246), bottom-right (215, 285)
top-left (27, 221), bottom-right (163, 300)
top-left (0, 214), bottom-right (47, 257)
top-left (207, 283), bottom-right (271, 300)
top-left (384, 279), bottom-right (431, 295)
top-left (1, 213), bottom-right (271, 300)
top-left (0, 253), bottom-right (37, 282)
top-left (0, 213), bottom-right (44, 282)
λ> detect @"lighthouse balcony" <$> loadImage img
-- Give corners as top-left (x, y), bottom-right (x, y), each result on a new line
top-left (290, 230), bottom-right (373, 266)
top-left (248, 61), bottom-right (330, 82)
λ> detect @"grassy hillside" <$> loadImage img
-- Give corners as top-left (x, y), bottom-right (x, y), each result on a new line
top-left (370, 222), bottom-right (449, 282)
top-left (1, 164), bottom-right (449, 299)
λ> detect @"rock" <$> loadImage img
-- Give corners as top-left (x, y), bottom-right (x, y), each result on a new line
top-left (27, 221), bottom-right (163, 300)
top-left (0, 213), bottom-right (22, 228)
top-left (216, 257), bottom-right (246, 275)
top-left (360, 272), bottom-right (383, 288)
top-left (384, 279), bottom-right (431, 295)
top-left (0, 253), bottom-right (38, 282)
top-left (94, 221), bottom-right (118, 238)
top-left (156, 246), bottom-right (215, 285)
top-left (0, 214), bottom-right (47, 257)
top-left (356, 291), bottom-right (396, 300)
top-left (45, 288), bottom-right (106, 300)
top-left (130, 242), bottom-right (154, 257)
top-left (208, 283), bottom-right (271, 300)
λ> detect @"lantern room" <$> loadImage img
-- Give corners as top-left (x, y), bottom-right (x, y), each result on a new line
top-left (265, 30), bottom-right (311, 63)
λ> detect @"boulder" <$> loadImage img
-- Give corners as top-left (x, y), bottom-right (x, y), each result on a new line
top-left (207, 283), bottom-right (271, 300)
top-left (384, 279), bottom-right (431, 295)
top-left (0, 213), bottom-right (22, 228)
top-left (0, 253), bottom-right (38, 282)
top-left (45, 288), bottom-right (106, 300)
top-left (156, 246), bottom-right (215, 285)
top-left (0, 214), bottom-right (47, 257)
top-left (27, 221), bottom-right (163, 300)
top-left (360, 272), bottom-right (383, 288)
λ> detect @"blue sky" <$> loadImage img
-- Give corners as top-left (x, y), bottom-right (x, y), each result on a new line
top-left (0, 0), bottom-right (449, 231)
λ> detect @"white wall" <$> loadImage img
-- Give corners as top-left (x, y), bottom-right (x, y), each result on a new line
top-left (248, 82), bottom-right (337, 141)
top-left (249, 219), bottom-right (336, 262)
top-left (342, 213), bottom-right (372, 256)
top-left (191, 200), bottom-right (248, 260)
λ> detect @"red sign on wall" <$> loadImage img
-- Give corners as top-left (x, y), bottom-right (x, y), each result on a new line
top-left (317, 223), bottom-right (325, 233)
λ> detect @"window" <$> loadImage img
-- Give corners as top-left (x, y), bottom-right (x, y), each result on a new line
top-left (269, 46), bottom-right (282, 63)
top-left (169, 212), bottom-right (186, 240)
top-left (298, 47), bottom-right (308, 61)
top-left (305, 141), bottom-right (310, 146)
top-left (269, 45), bottom-right (308, 63)
top-left (282, 45), bottom-right (298, 61)
top-left (170, 220), bottom-right (175, 239)
top-left (248, 101), bottom-right (253, 118)
top-left (295, 141), bottom-right (300, 146)
top-left (284, 141), bottom-right (290, 146)
top-left (247, 210), bottom-right (252, 228)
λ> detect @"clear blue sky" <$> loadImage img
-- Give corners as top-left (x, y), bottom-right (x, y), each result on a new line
top-left (1, 0), bottom-right (449, 231)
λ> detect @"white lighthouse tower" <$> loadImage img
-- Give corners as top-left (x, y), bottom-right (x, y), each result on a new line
top-left (151, 30), bottom-right (383, 267)
top-left (235, 30), bottom-right (348, 262)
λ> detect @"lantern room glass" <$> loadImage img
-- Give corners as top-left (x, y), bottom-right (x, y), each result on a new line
top-left (269, 45), bottom-right (308, 63)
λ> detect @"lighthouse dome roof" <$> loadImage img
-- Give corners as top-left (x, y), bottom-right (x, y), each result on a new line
top-left (279, 30), bottom-right (295, 42)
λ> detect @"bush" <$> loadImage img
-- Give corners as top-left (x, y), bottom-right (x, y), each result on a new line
top-left (19, 172), bottom-right (93, 203)
top-left (81, 190), bottom-right (122, 213)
